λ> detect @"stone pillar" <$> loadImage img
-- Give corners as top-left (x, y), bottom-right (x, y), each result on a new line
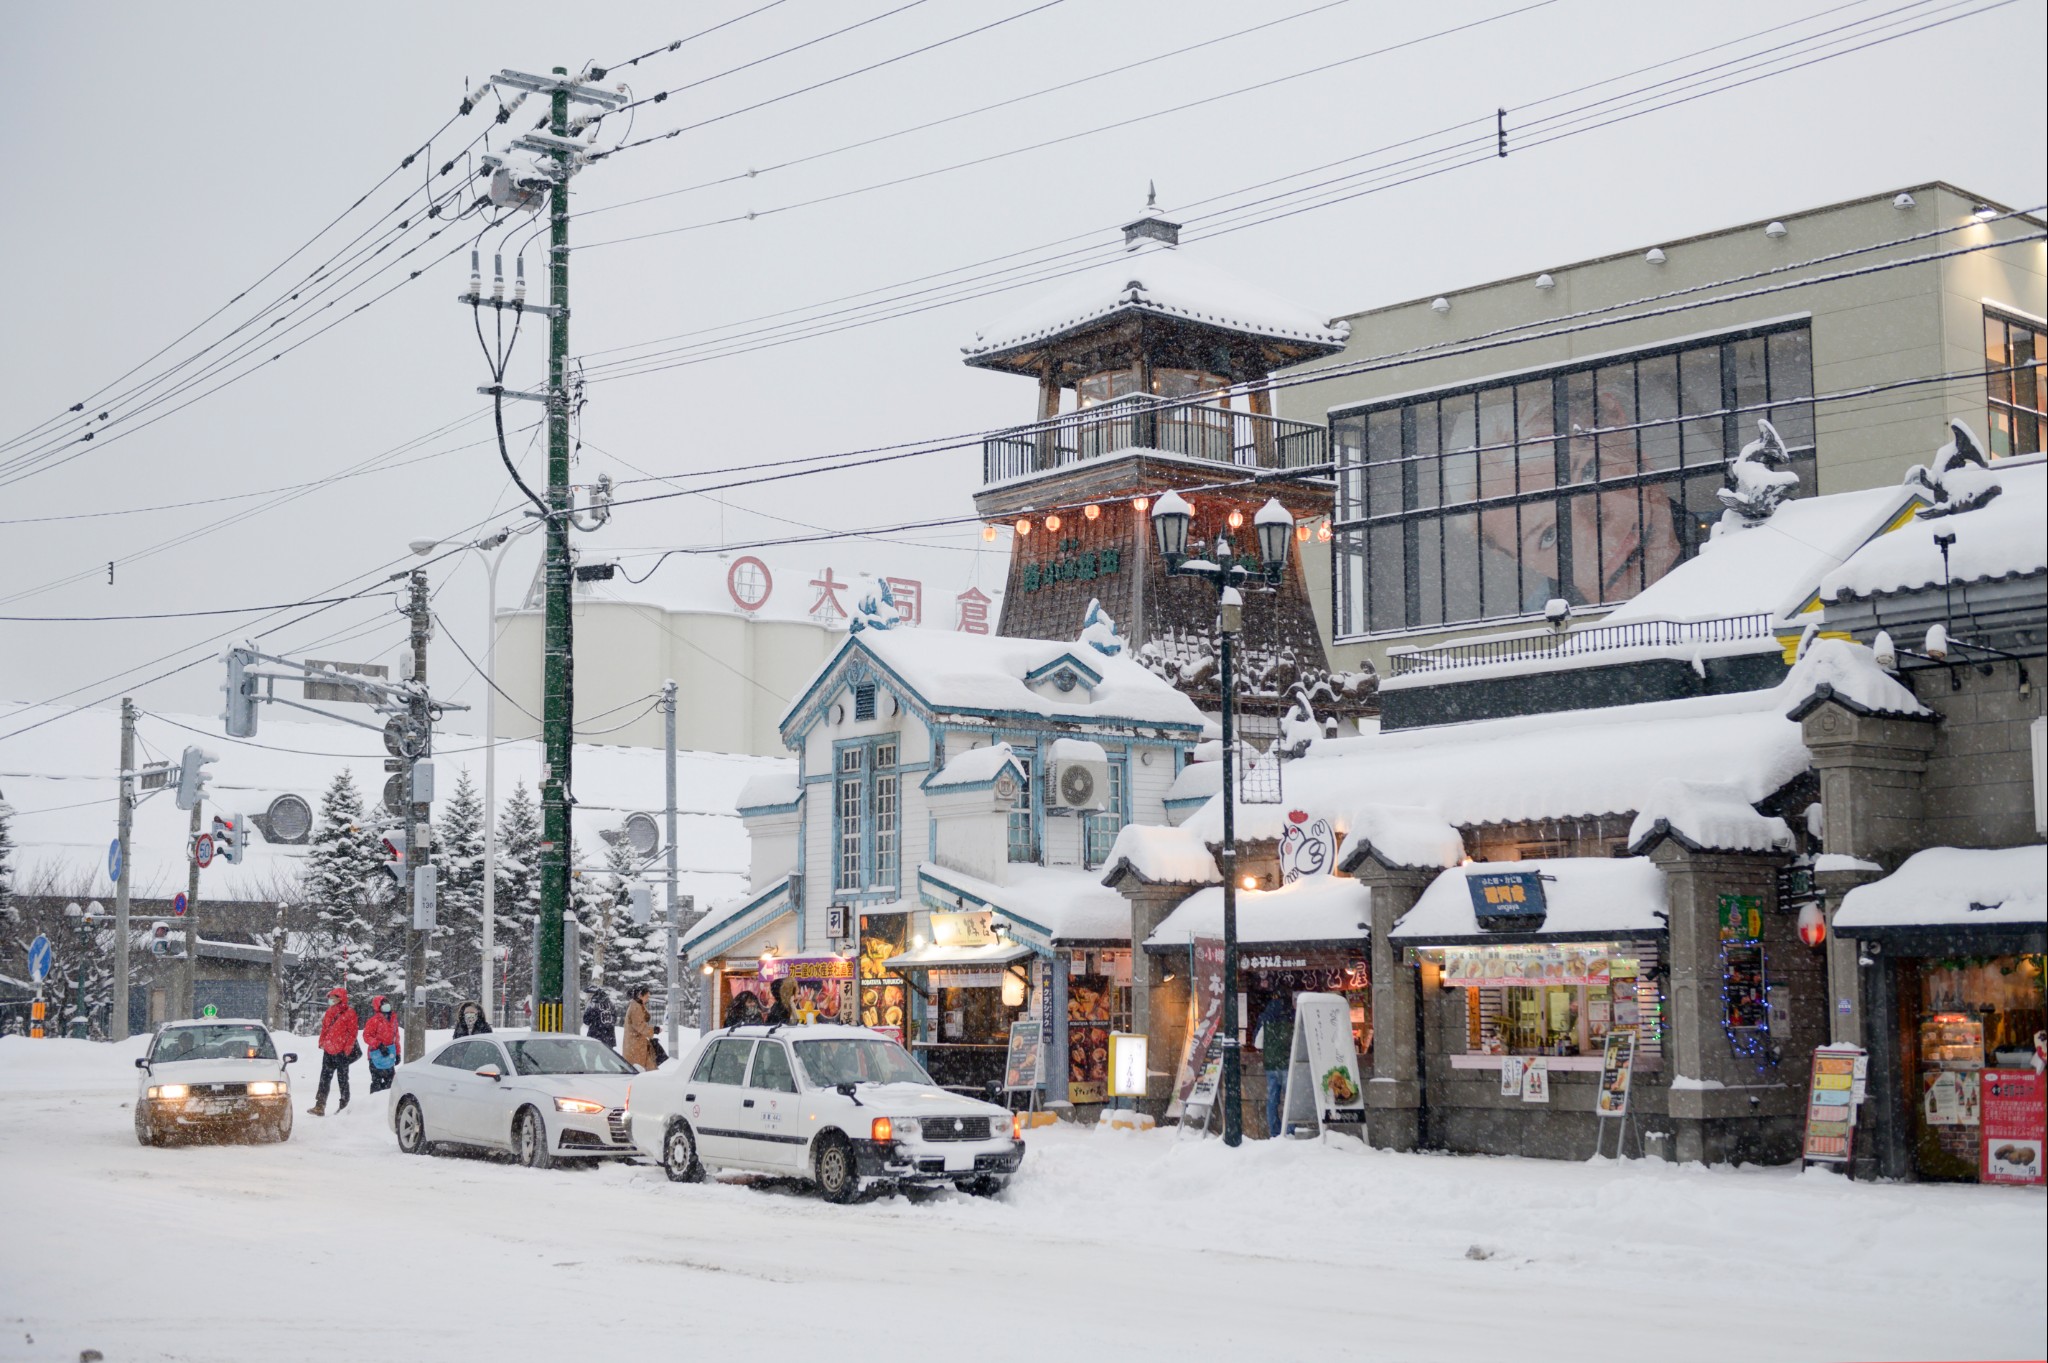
top-left (1799, 701), bottom-right (1935, 1045)
top-left (1122, 883), bottom-right (1196, 1118)
top-left (1349, 863), bottom-right (1435, 1152)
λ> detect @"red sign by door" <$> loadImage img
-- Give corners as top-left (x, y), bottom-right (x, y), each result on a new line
top-left (1980, 1068), bottom-right (2045, 1186)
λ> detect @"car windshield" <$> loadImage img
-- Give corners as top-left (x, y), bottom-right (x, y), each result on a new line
top-left (793, 1038), bottom-right (933, 1089)
top-left (505, 1037), bottom-right (633, 1076)
top-left (150, 1025), bottom-right (276, 1063)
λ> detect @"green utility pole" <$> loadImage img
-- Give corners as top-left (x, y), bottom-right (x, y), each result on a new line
top-left (536, 68), bottom-right (574, 1034)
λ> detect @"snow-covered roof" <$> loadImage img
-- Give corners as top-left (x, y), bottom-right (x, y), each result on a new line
top-left (682, 876), bottom-right (797, 958)
top-left (1605, 484), bottom-right (1921, 627)
top-left (735, 769), bottom-right (801, 813)
top-left (1336, 805), bottom-right (1465, 873)
top-left (1626, 780), bottom-right (1794, 856)
top-left (924, 742), bottom-right (1023, 792)
top-left (1145, 875), bottom-right (1371, 949)
top-left (885, 939), bottom-right (1032, 971)
top-left (1819, 456), bottom-right (2047, 603)
top-left (1163, 760), bottom-right (1220, 808)
top-left (1834, 846), bottom-right (2047, 932)
top-left (921, 863), bottom-right (1131, 945)
top-left (789, 629), bottom-right (1206, 737)
top-left (1392, 858), bottom-right (1669, 941)
top-left (1099, 823), bottom-right (1221, 888)
top-left (963, 241), bottom-right (1348, 363)
top-left (0, 700), bottom-right (777, 909)
top-left (1783, 637), bottom-right (1934, 720)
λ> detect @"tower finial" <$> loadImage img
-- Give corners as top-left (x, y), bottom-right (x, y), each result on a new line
top-left (1146, 179), bottom-right (1157, 210)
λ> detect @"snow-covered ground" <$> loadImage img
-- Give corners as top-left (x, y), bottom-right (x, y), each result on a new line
top-left (1, 1034), bottom-right (2041, 1362)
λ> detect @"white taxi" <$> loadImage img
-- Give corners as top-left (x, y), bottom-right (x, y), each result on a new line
top-left (134, 1019), bottom-right (296, 1145)
top-left (625, 1024), bottom-right (1025, 1202)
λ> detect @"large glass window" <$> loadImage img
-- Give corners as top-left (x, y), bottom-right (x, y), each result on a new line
top-left (836, 746), bottom-right (864, 892)
top-left (1332, 324), bottom-right (1817, 637)
top-left (836, 740), bottom-right (899, 894)
top-left (1007, 746), bottom-right (1037, 864)
top-left (1985, 309), bottom-right (2045, 458)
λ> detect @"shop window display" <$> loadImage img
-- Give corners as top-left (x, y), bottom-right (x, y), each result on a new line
top-left (856, 912), bottom-right (909, 1043)
top-left (1435, 942), bottom-right (1665, 1062)
top-left (1067, 951), bottom-right (1132, 1104)
top-left (1911, 954), bottom-right (2047, 1181)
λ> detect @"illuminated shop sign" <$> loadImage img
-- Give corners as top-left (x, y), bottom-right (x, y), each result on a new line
top-left (1466, 870), bottom-right (1548, 929)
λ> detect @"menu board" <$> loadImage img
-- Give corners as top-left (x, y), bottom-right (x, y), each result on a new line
top-left (1067, 972), bottom-right (1113, 1104)
top-left (1292, 992), bottom-right (1364, 1120)
top-left (1802, 1044), bottom-right (1867, 1164)
top-left (1979, 1069), bottom-right (2046, 1186)
top-left (856, 913), bottom-right (908, 1034)
top-left (1002, 1019), bottom-right (1044, 1092)
top-left (1597, 1027), bottom-right (1638, 1117)
top-left (1440, 945), bottom-right (1624, 988)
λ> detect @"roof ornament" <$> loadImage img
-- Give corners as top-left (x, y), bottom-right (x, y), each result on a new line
top-left (1123, 182), bottom-right (1180, 251)
top-left (1906, 419), bottom-right (2003, 519)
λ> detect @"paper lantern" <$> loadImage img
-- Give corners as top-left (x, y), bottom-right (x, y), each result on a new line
top-left (1797, 902), bottom-right (1827, 948)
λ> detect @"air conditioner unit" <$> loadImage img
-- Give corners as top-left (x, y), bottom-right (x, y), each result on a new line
top-left (1050, 756), bottom-right (1109, 812)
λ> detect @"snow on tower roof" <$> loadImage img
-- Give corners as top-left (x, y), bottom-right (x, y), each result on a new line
top-left (963, 240), bottom-right (1349, 364)
top-left (1819, 455), bottom-right (2047, 602)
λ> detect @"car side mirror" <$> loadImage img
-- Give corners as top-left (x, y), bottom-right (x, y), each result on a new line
top-left (134, 1057), bottom-right (150, 1070)
top-left (282, 1053), bottom-right (298, 1065)
top-left (475, 1065), bottom-right (503, 1081)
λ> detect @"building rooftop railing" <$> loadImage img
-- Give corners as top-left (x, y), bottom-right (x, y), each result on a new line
top-left (982, 392), bottom-right (1328, 486)
top-left (1387, 613), bottom-right (1776, 677)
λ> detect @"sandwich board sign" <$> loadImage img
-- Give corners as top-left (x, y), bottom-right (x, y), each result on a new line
top-left (1278, 992), bottom-right (1366, 1138)
top-left (1002, 1019), bottom-right (1043, 1092)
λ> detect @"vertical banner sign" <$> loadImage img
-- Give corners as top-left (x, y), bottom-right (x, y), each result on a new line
top-left (1802, 1044), bottom-right (1867, 1164)
top-left (1597, 1027), bottom-right (1639, 1116)
top-left (1003, 1019), bottom-right (1044, 1093)
top-left (1170, 937), bottom-right (1228, 1118)
top-left (1979, 1069), bottom-right (2045, 1186)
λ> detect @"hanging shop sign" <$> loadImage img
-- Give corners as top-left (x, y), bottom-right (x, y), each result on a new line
top-left (1439, 944), bottom-right (1628, 988)
top-left (857, 913), bottom-right (908, 1034)
top-left (1020, 540), bottom-right (1123, 593)
top-left (1979, 1069), bottom-right (2045, 1186)
top-left (930, 910), bottom-right (998, 949)
top-left (1596, 1027), bottom-right (1639, 1117)
top-left (1801, 1044), bottom-right (1868, 1165)
top-left (1003, 1019), bottom-right (1044, 1092)
top-left (1466, 870), bottom-right (1547, 930)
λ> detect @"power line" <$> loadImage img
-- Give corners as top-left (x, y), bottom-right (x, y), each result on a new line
top-left (1, 598), bottom-right (359, 623)
top-left (598, 1), bottom-right (799, 74)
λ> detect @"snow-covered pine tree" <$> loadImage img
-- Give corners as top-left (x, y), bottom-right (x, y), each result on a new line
top-left (1715, 418), bottom-right (1800, 531)
top-left (569, 834), bottom-right (607, 988)
top-left (302, 770), bottom-right (389, 995)
top-left (0, 790), bottom-right (15, 923)
top-left (433, 768), bottom-right (487, 1003)
top-left (601, 836), bottom-right (666, 1007)
top-left (494, 781), bottom-right (543, 1022)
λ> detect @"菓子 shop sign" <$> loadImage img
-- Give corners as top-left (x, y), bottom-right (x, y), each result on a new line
top-left (1466, 870), bottom-right (1547, 930)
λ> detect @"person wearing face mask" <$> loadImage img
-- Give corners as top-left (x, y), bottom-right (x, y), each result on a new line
top-left (362, 994), bottom-right (401, 1093)
top-left (309, 986), bottom-right (359, 1116)
top-left (452, 998), bottom-right (492, 1038)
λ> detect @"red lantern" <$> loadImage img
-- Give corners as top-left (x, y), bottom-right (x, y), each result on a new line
top-left (1797, 902), bottom-right (1827, 948)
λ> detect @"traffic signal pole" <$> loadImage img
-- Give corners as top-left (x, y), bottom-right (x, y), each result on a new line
top-left (405, 568), bottom-right (434, 1059)
top-left (181, 800), bottom-right (202, 1019)
top-left (536, 68), bottom-right (574, 1034)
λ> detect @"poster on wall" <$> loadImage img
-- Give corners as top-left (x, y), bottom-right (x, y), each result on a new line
top-left (1802, 1044), bottom-right (1866, 1165)
top-left (1521, 1057), bottom-right (1551, 1104)
top-left (1067, 973), bottom-right (1113, 1104)
top-left (1979, 1069), bottom-right (2044, 1185)
top-left (857, 912), bottom-right (908, 1035)
top-left (1169, 937), bottom-right (1227, 1118)
top-left (1279, 992), bottom-right (1366, 1136)
top-left (759, 955), bottom-right (854, 1023)
top-left (1003, 1019), bottom-right (1044, 1092)
top-left (1499, 1056), bottom-right (1526, 1097)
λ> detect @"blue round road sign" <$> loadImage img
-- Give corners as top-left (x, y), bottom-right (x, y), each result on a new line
top-left (27, 934), bottom-right (53, 983)
top-left (107, 838), bottom-right (122, 883)
top-left (173, 891), bottom-right (188, 917)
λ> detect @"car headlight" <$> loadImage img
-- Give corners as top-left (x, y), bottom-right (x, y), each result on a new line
top-left (247, 1081), bottom-right (285, 1096)
top-left (148, 1084), bottom-right (189, 1100)
top-left (554, 1097), bottom-right (607, 1115)
top-left (892, 1117), bottom-right (920, 1141)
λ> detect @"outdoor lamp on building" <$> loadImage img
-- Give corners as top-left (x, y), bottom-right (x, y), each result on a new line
top-left (1147, 489), bottom-right (1292, 1149)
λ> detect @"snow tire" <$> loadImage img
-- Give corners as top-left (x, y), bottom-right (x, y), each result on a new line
top-left (662, 1120), bottom-right (703, 1183)
top-left (814, 1134), bottom-right (858, 1204)
top-left (395, 1097), bottom-right (428, 1155)
top-left (516, 1106), bottom-right (554, 1170)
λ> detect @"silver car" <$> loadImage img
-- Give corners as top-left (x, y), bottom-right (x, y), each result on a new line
top-left (388, 1030), bottom-right (637, 1169)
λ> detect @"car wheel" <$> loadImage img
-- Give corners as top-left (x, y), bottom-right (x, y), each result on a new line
top-left (134, 1110), bottom-right (158, 1148)
top-left (515, 1106), bottom-right (554, 1170)
top-left (394, 1097), bottom-right (428, 1156)
top-left (898, 1185), bottom-right (941, 1205)
top-left (956, 1176), bottom-right (1005, 1198)
top-left (813, 1134), bottom-right (858, 1204)
top-left (662, 1121), bottom-right (703, 1183)
top-left (271, 1109), bottom-right (294, 1144)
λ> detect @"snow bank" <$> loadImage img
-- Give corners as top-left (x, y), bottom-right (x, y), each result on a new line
top-left (1782, 637), bottom-right (1932, 718)
top-left (1145, 875), bottom-right (1370, 948)
top-left (1834, 845), bottom-right (2047, 930)
top-left (1626, 780), bottom-right (1793, 855)
top-left (1392, 858), bottom-right (1668, 941)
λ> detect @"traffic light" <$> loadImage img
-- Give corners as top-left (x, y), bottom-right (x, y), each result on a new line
top-left (381, 829), bottom-right (408, 886)
top-left (149, 921), bottom-right (172, 956)
top-left (212, 813), bottom-right (249, 864)
top-left (173, 746), bottom-right (216, 811)
top-left (222, 648), bottom-right (259, 738)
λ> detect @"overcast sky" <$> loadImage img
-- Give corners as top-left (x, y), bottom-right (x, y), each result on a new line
top-left (2, 0), bottom-right (2042, 732)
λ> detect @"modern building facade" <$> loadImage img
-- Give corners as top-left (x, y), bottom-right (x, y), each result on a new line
top-left (1279, 182), bottom-right (2045, 678)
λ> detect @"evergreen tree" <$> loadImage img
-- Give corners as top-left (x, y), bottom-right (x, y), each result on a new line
top-left (433, 768), bottom-right (487, 1002)
top-left (303, 770), bottom-right (392, 995)
top-left (0, 791), bottom-right (15, 924)
top-left (569, 835), bottom-right (607, 988)
top-left (494, 781), bottom-right (542, 1023)
top-left (601, 836), bottom-right (666, 1004)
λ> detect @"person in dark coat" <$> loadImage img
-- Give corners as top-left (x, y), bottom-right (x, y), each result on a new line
top-left (309, 986), bottom-right (359, 1116)
top-left (762, 979), bottom-right (793, 1027)
top-left (453, 999), bottom-right (492, 1037)
top-left (1256, 993), bottom-right (1295, 1139)
top-left (362, 994), bottom-right (401, 1093)
top-left (583, 989), bottom-right (617, 1049)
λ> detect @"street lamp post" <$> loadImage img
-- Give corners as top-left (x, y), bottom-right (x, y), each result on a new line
top-left (1148, 491), bottom-right (1296, 1149)
top-left (64, 902), bottom-right (100, 1039)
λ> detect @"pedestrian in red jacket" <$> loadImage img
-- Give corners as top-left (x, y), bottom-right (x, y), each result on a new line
top-left (309, 986), bottom-right (359, 1116)
top-left (362, 994), bottom-right (401, 1093)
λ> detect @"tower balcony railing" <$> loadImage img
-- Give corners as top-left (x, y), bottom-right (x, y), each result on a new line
top-left (982, 392), bottom-right (1328, 486)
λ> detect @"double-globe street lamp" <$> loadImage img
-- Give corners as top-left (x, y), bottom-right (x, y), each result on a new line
top-left (1148, 490), bottom-right (1296, 1148)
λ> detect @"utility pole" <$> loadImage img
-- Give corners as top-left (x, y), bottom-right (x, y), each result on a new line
top-left (404, 568), bottom-right (435, 1060)
top-left (181, 800), bottom-right (202, 1019)
top-left (662, 679), bottom-right (681, 1057)
top-left (112, 698), bottom-right (136, 1040)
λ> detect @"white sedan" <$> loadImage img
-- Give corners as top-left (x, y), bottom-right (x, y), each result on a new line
top-left (625, 1023), bottom-right (1026, 1202)
top-left (388, 1030), bottom-right (637, 1169)
top-left (134, 1018), bottom-right (297, 1145)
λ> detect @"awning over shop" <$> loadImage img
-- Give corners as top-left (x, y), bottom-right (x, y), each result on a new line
top-left (883, 941), bottom-right (1033, 971)
top-left (1391, 857), bottom-right (1668, 945)
top-left (1835, 846), bottom-right (2047, 947)
top-left (1144, 875), bottom-right (1371, 950)
top-left (919, 863), bottom-right (1131, 948)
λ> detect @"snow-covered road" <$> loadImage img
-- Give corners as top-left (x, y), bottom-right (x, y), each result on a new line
top-left (1, 1034), bottom-right (2041, 1363)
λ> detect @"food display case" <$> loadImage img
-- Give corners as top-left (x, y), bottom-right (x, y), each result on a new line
top-left (1915, 1012), bottom-right (1985, 1179)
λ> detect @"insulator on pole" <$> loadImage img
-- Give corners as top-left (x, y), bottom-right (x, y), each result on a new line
top-left (514, 256), bottom-right (527, 304)
top-left (491, 254), bottom-right (505, 301)
top-left (469, 250), bottom-right (482, 296)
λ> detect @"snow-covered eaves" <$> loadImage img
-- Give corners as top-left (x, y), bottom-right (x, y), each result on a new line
top-left (1098, 823), bottom-right (1220, 890)
top-left (1834, 846), bottom-right (2046, 932)
top-left (1144, 875), bottom-right (1370, 950)
top-left (1782, 638), bottom-right (1934, 721)
top-left (735, 769), bottom-right (801, 815)
top-left (1625, 780), bottom-right (1794, 856)
top-left (1819, 457), bottom-right (2047, 603)
top-left (922, 742), bottom-right (1024, 793)
top-left (681, 877), bottom-right (795, 961)
top-left (1335, 805), bottom-right (1465, 874)
top-left (962, 243), bottom-right (1348, 365)
top-left (920, 863), bottom-right (1131, 946)
top-left (1392, 858), bottom-right (1668, 943)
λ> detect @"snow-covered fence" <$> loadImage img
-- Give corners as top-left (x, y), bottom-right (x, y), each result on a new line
top-left (1389, 613), bottom-right (1773, 677)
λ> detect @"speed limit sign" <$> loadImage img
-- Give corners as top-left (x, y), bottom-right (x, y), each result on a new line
top-left (192, 833), bottom-right (215, 869)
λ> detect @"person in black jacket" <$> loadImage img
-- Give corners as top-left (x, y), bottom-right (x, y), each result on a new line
top-left (583, 989), bottom-right (618, 1048)
top-left (453, 999), bottom-right (492, 1038)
